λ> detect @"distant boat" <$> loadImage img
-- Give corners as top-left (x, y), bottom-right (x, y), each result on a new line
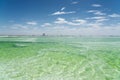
top-left (42, 33), bottom-right (46, 36)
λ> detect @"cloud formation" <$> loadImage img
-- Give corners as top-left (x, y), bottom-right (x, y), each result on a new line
top-left (88, 10), bottom-right (106, 15)
top-left (1, 1), bottom-right (120, 36)
top-left (26, 21), bottom-right (37, 25)
top-left (61, 7), bottom-right (66, 11)
top-left (41, 23), bottom-right (51, 27)
top-left (92, 4), bottom-right (102, 7)
top-left (108, 13), bottom-right (120, 18)
top-left (52, 11), bottom-right (76, 15)
top-left (54, 18), bottom-right (87, 26)
top-left (71, 2), bottom-right (79, 4)
top-left (52, 7), bottom-right (76, 15)
top-left (86, 16), bottom-right (109, 22)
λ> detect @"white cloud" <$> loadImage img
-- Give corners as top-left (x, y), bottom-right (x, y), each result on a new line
top-left (54, 18), bottom-right (87, 26)
top-left (86, 16), bottom-right (109, 22)
top-left (88, 10), bottom-right (106, 15)
top-left (88, 10), bottom-right (97, 13)
top-left (71, 2), bottom-right (79, 4)
top-left (26, 21), bottom-right (37, 25)
top-left (54, 18), bottom-right (68, 24)
top-left (41, 23), bottom-right (52, 27)
top-left (4, 20), bottom-right (120, 36)
top-left (73, 19), bottom-right (87, 24)
top-left (61, 7), bottom-right (66, 11)
top-left (87, 22), bottom-right (103, 28)
top-left (87, 16), bottom-right (105, 20)
top-left (52, 11), bottom-right (76, 15)
top-left (96, 18), bottom-right (108, 22)
top-left (52, 7), bottom-right (76, 15)
top-left (10, 23), bottom-right (39, 31)
top-left (41, 23), bottom-right (120, 35)
top-left (108, 13), bottom-right (120, 18)
top-left (7, 26), bottom-right (120, 36)
top-left (94, 11), bottom-right (106, 15)
top-left (11, 24), bottom-right (28, 30)
top-left (92, 4), bottom-right (102, 7)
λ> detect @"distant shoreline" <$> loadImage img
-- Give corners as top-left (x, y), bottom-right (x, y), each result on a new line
top-left (0, 35), bottom-right (120, 37)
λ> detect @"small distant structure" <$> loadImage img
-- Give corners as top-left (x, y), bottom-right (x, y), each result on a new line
top-left (42, 33), bottom-right (46, 36)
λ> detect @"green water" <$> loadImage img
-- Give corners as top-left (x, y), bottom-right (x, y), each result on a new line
top-left (0, 36), bottom-right (120, 80)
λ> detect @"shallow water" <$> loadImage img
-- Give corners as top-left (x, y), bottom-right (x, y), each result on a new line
top-left (0, 36), bottom-right (120, 80)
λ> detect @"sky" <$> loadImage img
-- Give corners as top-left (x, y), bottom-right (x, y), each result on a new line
top-left (0, 0), bottom-right (120, 35)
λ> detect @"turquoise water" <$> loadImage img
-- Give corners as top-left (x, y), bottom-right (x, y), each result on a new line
top-left (0, 36), bottom-right (120, 80)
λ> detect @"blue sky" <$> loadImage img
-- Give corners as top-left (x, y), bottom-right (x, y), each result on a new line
top-left (0, 0), bottom-right (120, 35)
